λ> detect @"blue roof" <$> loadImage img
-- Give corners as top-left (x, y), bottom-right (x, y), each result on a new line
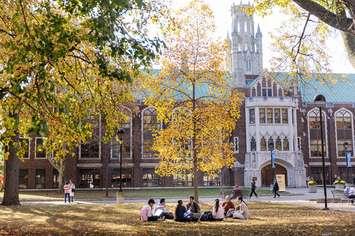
top-left (299, 73), bottom-right (355, 103)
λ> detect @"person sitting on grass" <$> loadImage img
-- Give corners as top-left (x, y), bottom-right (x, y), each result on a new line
top-left (175, 200), bottom-right (198, 222)
top-left (140, 199), bottom-right (159, 222)
top-left (212, 199), bottom-right (224, 220)
top-left (232, 196), bottom-right (249, 220)
top-left (222, 195), bottom-right (235, 217)
top-left (344, 186), bottom-right (355, 204)
top-left (186, 196), bottom-right (201, 220)
top-left (154, 198), bottom-right (174, 219)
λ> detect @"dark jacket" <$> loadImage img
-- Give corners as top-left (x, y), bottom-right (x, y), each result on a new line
top-left (273, 182), bottom-right (279, 191)
top-left (251, 181), bottom-right (256, 190)
top-left (186, 201), bottom-right (200, 213)
top-left (175, 205), bottom-right (187, 220)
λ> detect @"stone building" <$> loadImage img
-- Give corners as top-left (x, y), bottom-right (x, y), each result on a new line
top-left (18, 2), bottom-right (355, 189)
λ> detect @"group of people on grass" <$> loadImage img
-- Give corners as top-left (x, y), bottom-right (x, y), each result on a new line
top-left (140, 195), bottom-right (249, 222)
top-left (63, 179), bottom-right (76, 203)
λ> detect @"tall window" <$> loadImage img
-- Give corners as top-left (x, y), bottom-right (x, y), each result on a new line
top-left (335, 109), bottom-right (353, 157)
top-left (268, 137), bottom-right (274, 151)
top-left (267, 108), bottom-right (273, 123)
top-left (19, 138), bottom-right (30, 159)
top-left (281, 108), bottom-right (288, 124)
top-left (283, 138), bottom-right (290, 151)
top-left (80, 118), bottom-right (100, 159)
top-left (35, 169), bottom-right (46, 189)
top-left (19, 169), bottom-right (29, 189)
top-left (262, 81), bottom-right (272, 97)
top-left (250, 137), bottom-right (257, 151)
top-left (274, 108), bottom-right (281, 124)
top-left (249, 108), bottom-right (255, 124)
top-left (275, 137), bottom-right (282, 150)
top-left (308, 109), bottom-right (327, 157)
top-left (111, 108), bottom-right (132, 159)
top-left (35, 137), bottom-right (46, 159)
top-left (259, 108), bottom-right (266, 124)
top-left (260, 137), bottom-right (267, 151)
top-left (142, 107), bottom-right (160, 158)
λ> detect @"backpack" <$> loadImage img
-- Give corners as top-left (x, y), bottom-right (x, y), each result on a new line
top-left (200, 211), bottom-right (213, 221)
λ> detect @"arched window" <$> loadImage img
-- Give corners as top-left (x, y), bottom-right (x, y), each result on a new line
top-left (335, 109), bottom-right (353, 157)
top-left (283, 137), bottom-right (289, 151)
top-left (275, 137), bottom-right (282, 151)
top-left (268, 137), bottom-right (274, 151)
top-left (250, 137), bottom-right (257, 151)
top-left (308, 108), bottom-right (327, 157)
top-left (142, 107), bottom-right (160, 158)
top-left (260, 137), bottom-right (267, 151)
top-left (251, 87), bottom-right (256, 97)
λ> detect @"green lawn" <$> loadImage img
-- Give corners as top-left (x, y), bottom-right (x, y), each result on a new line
top-left (0, 187), bottom-right (283, 202)
top-left (0, 202), bottom-right (353, 235)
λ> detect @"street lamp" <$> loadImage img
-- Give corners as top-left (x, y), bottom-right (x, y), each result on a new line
top-left (269, 141), bottom-right (276, 185)
top-left (314, 94), bottom-right (328, 210)
top-left (344, 142), bottom-right (352, 183)
top-left (117, 128), bottom-right (125, 192)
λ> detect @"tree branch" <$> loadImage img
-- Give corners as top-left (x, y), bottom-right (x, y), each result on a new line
top-left (293, 0), bottom-right (354, 34)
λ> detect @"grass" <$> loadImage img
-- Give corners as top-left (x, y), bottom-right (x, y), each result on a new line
top-left (0, 202), bottom-right (354, 235)
top-left (0, 187), bottom-right (285, 202)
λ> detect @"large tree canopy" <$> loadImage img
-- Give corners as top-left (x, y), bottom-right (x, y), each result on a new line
top-left (0, 0), bottom-right (165, 205)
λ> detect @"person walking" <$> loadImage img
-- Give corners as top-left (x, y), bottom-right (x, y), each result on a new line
top-left (273, 180), bottom-right (280, 198)
top-left (249, 178), bottom-right (258, 199)
top-left (63, 181), bottom-right (71, 203)
top-left (69, 179), bottom-right (75, 203)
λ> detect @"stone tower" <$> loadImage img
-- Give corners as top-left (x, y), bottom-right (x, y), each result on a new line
top-left (230, 2), bottom-right (263, 88)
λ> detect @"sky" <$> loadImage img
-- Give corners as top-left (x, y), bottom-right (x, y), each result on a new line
top-left (169, 0), bottom-right (354, 73)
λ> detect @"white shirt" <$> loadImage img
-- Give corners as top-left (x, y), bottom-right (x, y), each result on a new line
top-left (212, 204), bottom-right (225, 219)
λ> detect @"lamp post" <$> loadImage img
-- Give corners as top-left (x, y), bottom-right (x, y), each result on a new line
top-left (117, 128), bottom-right (124, 192)
top-left (344, 142), bottom-right (352, 184)
top-left (269, 142), bottom-right (275, 185)
top-left (314, 94), bottom-right (328, 210)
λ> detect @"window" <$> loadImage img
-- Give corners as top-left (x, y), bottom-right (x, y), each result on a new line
top-left (143, 171), bottom-right (160, 187)
top-left (79, 169), bottom-right (100, 188)
top-left (268, 137), bottom-right (274, 151)
top-left (111, 110), bottom-right (132, 159)
top-left (259, 108), bottom-right (266, 124)
top-left (281, 108), bottom-right (288, 124)
top-left (80, 140), bottom-right (99, 159)
top-left (274, 108), bottom-right (281, 124)
top-left (203, 175), bottom-right (220, 186)
top-left (19, 169), bottom-right (29, 189)
top-left (267, 108), bottom-right (273, 123)
top-left (233, 137), bottom-right (239, 153)
top-left (142, 107), bottom-right (160, 158)
top-left (335, 109), bottom-right (353, 157)
top-left (310, 139), bottom-right (326, 157)
top-left (275, 137), bottom-right (282, 151)
top-left (261, 79), bottom-right (272, 97)
top-left (19, 138), bottom-right (30, 159)
top-left (249, 108), bottom-right (255, 124)
top-left (35, 169), bottom-right (46, 189)
top-left (283, 138), bottom-right (290, 151)
top-left (260, 137), bottom-right (267, 151)
top-left (111, 168), bottom-right (132, 187)
top-left (35, 137), bottom-right (46, 159)
top-left (250, 137), bottom-right (257, 151)
top-left (337, 140), bottom-right (353, 157)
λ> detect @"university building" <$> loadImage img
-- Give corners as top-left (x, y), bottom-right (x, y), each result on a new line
top-left (18, 3), bottom-right (355, 189)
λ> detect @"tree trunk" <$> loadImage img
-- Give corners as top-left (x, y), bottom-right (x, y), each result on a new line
top-left (58, 162), bottom-right (64, 193)
top-left (192, 82), bottom-right (199, 201)
top-left (2, 137), bottom-right (20, 206)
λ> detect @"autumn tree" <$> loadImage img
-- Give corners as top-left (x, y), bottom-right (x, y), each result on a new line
top-left (0, 0), bottom-right (165, 205)
top-left (248, 0), bottom-right (354, 76)
top-left (143, 0), bottom-right (241, 200)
